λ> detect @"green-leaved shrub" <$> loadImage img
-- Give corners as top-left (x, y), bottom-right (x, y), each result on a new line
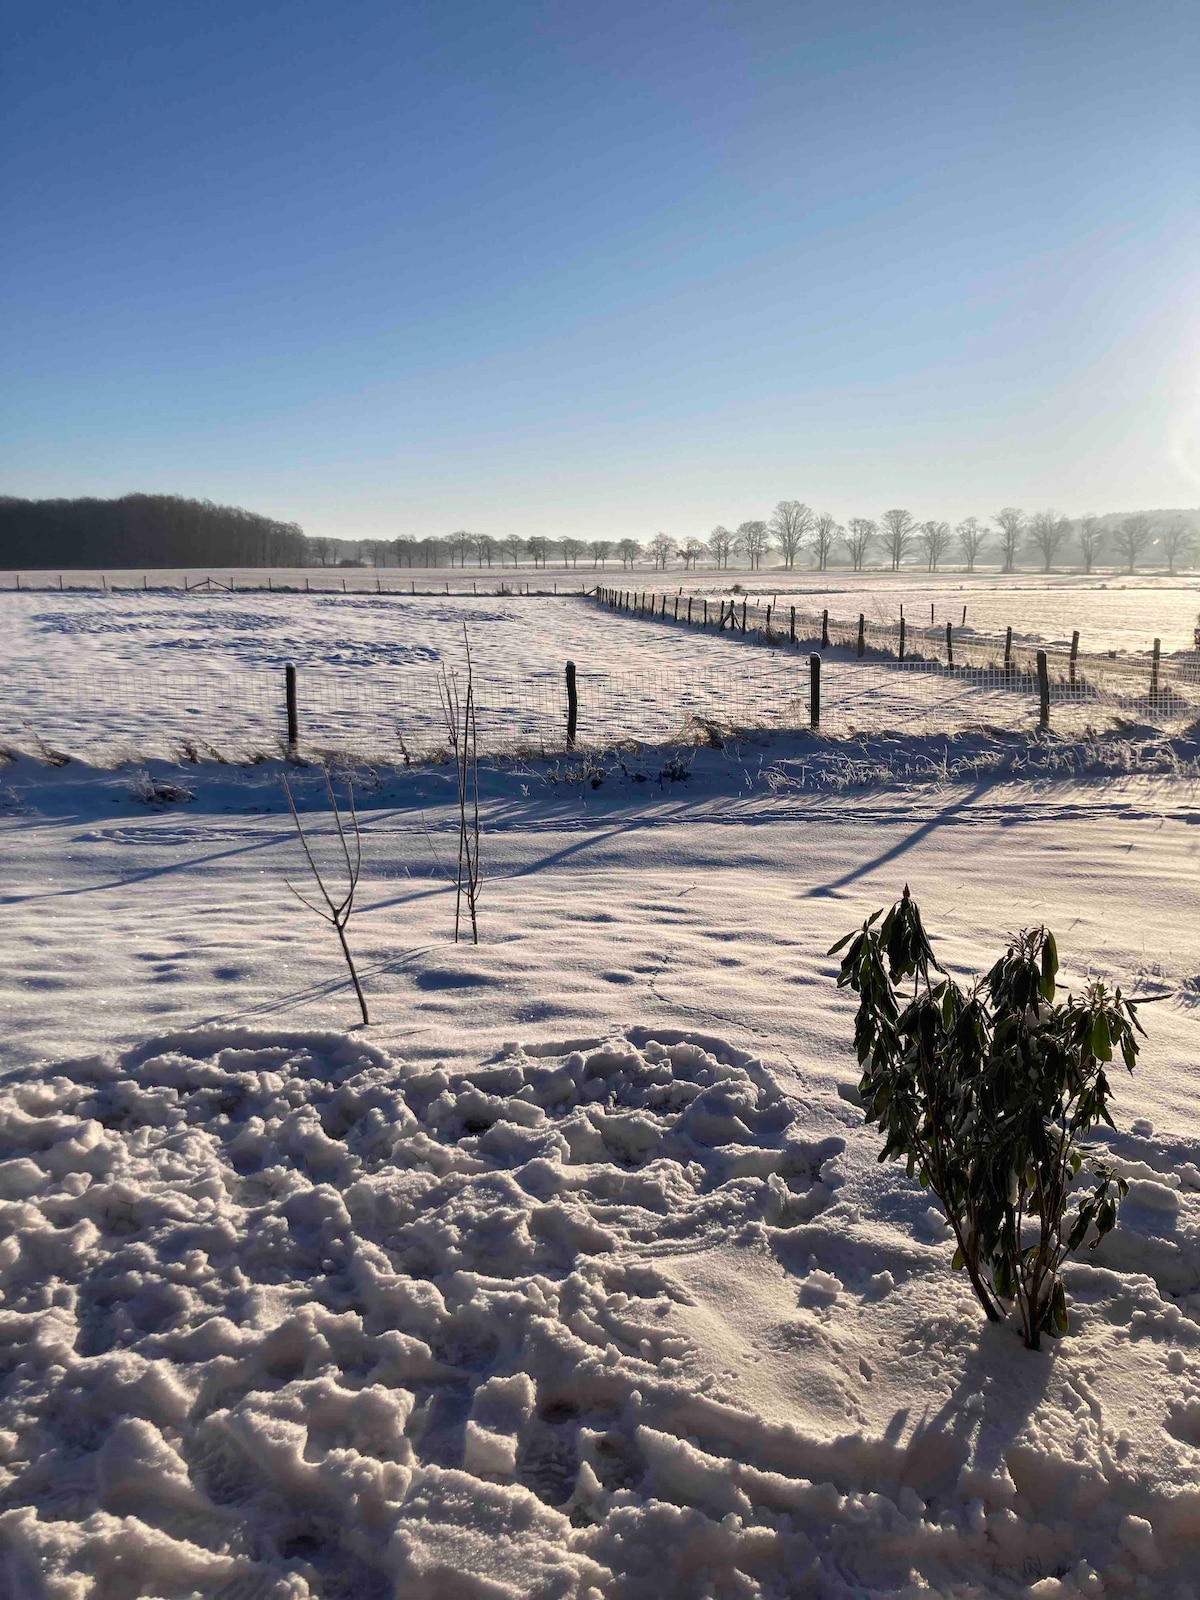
top-left (830, 889), bottom-right (1141, 1348)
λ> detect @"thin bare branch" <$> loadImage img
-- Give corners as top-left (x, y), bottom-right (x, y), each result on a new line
top-left (281, 767), bottom-right (369, 1024)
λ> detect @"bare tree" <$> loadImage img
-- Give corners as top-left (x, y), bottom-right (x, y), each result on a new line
top-left (955, 516), bottom-right (986, 572)
top-left (707, 525), bottom-right (734, 568)
top-left (448, 530), bottom-right (473, 567)
top-left (526, 536), bottom-right (551, 568)
top-left (310, 537), bottom-right (334, 567)
top-left (616, 538), bottom-right (642, 568)
top-left (648, 532), bottom-right (677, 570)
top-left (437, 629), bottom-right (481, 945)
top-left (501, 535), bottom-right (524, 567)
top-left (735, 519), bottom-right (770, 569)
top-left (588, 539), bottom-right (613, 568)
top-left (281, 770), bottom-right (369, 1025)
top-left (917, 519), bottom-right (952, 571)
top-left (810, 512), bottom-right (839, 571)
top-left (768, 501), bottom-right (812, 569)
top-left (474, 533), bottom-right (496, 567)
top-left (1159, 517), bottom-right (1196, 574)
top-left (1075, 516), bottom-right (1104, 574)
top-left (681, 537), bottom-right (707, 569)
top-left (1027, 509), bottom-right (1069, 572)
top-left (561, 537), bottom-right (587, 568)
top-left (993, 508), bottom-right (1025, 573)
top-left (843, 517), bottom-right (875, 571)
top-left (880, 509), bottom-right (916, 571)
top-left (1113, 514), bottom-right (1152, 573)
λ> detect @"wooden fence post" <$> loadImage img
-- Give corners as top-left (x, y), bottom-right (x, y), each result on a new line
top-left (809, 653), bottom-right (821, 730)
top-left (741, 598), bottom-right (748, 633)
top-left (1004, 626), bottom-right (1013, 676)
top-left (285, 663), bottom-right (299, 753)
top-left (1037, 650), bottom-right (1050, 730)
top-left (766, 603), bottom-right (772, 639)
top-left (566, 661), bottom-right (578, 745)
top-left (945, 621), bottom-right (953, 667)
top-left (1150, 638), bottom-right (1161, 702)
top-left (673, 596), bottom-right (679, 620)
top-left (687, 597), bottom-right (693, 623)
top-left (857, 614), bottom-right (865, 658)
top-left (789, 604), bottom-right (795, 643)
top-left (703, 599), bottom-right (709, 626)
top-left (1070, 630), bottom-right (1079, 689)
top-left (899, 616), bottom-right (906, 660)
top-left (821, 608), bottom-right (829, 648)
top-left (961, 604), bottom-right (967, 627)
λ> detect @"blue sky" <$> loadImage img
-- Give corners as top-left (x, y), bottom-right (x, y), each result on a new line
top-left (3, 0), bottom-right (1198, 539)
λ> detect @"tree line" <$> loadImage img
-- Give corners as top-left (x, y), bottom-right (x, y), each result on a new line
top-left (3, 493), bottom-right (1195, 575)
top-left (359, 505), bottom-right (1198, 575)
top-left (0, 494), bottom-right (308, 569)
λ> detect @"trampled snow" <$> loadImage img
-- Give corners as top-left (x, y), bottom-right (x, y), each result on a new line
top-left (2, 1022), bottom-right (1199, 1597)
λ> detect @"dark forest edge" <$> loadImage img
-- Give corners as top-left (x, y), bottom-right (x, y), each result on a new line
top-left (0, 494), bottom-right (306, 569)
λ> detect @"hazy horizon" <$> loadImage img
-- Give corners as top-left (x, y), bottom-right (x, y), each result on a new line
top-left (4, 1), bottom-right (1198, 539)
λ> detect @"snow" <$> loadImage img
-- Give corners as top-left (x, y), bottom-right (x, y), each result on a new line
top-left (4, 564), bottom-right (1198, 651)
top-left (690, 573), bottom-right (1200, 657)
top-left (3, 585), bottom-right (1200, 1595)
top-left (2, 1019), bottom-right (1200, 1596)
top-left (3, 585), bottom-right (1194, 763)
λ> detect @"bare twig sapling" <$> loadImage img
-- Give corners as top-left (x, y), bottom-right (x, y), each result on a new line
top-left (437, 627), bottom-right (482, 943)
top-left (281, 768), bottom-right (369, 1024)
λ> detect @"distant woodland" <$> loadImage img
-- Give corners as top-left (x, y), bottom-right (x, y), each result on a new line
top-left (0, 494), bottom-right (307, 569)
top-left (2, 492), bottom-right (1197, 575)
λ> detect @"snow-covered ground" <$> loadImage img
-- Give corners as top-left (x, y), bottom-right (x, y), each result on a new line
top-left (0, 588), bottom-right (1184, 764)
top-left (2, 726), bottom-right (1200, 1596)
top-left (4, 566), bottom-right (1199, 652)
top-left (679, 573), bottom-right (1200, 658)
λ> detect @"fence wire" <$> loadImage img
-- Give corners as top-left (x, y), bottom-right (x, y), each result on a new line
top-left (2, 598), bottom-right (1197, 765)
top-left (595, 586), bottom-right (1200, 734)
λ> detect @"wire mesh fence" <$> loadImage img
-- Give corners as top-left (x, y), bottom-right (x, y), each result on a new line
top-left (596, 586), bottom-right (1200, 734)
top-left (2, 593), bottom-right (1196, 765)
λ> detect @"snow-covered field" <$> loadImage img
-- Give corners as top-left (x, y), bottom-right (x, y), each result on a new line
top-left (2, 586), bottom-right (1200, 1596)
top-left (0, 586), bottom-right (1185, 764)
top-left (683, 574), bottom-right (1200, 658)
top-left (5, 567), bottom-right (1199, 653)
